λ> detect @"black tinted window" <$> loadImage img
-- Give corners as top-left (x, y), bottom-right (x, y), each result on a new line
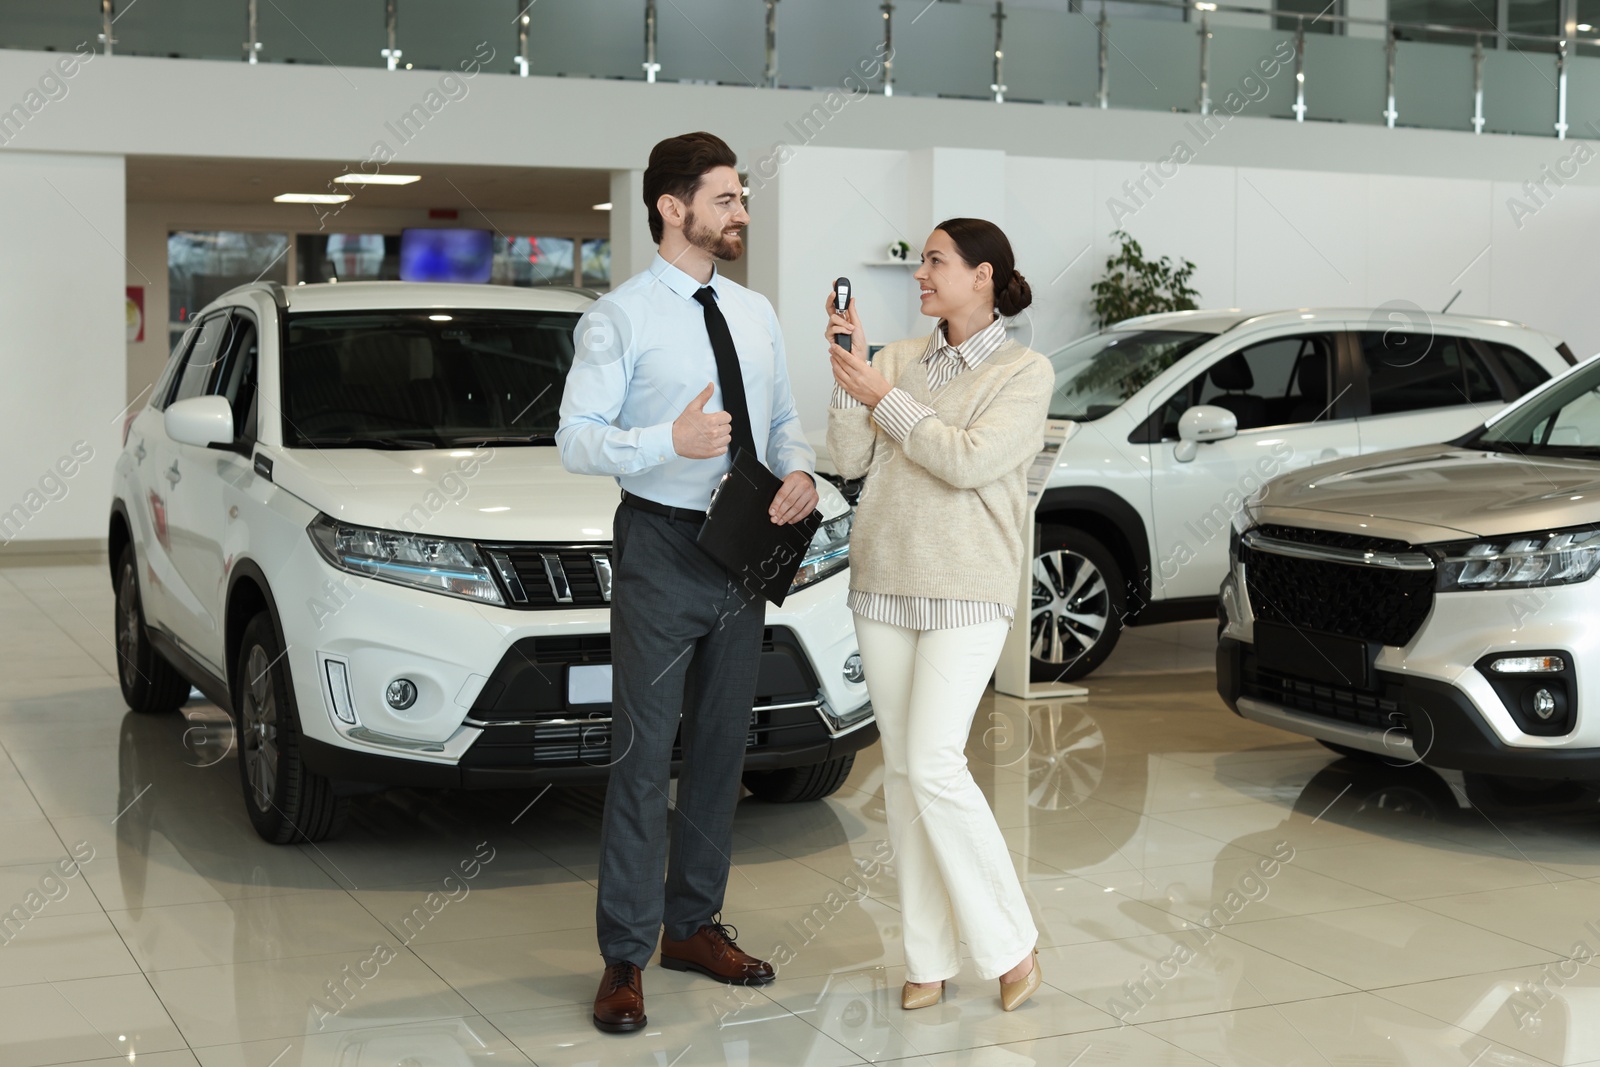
top-left (280, 309), bottom-right (580, 448)
top-left (1160, 333), bottom-right (1337, 435)
top-left (168, 313), bottom-right (231, 406)
top-left (212, 315), bottom-right (259, 440)
top-left (1485, 341), bottom-right (1551, 397)
top-left (1360, 333), bottom-right (1500, 415)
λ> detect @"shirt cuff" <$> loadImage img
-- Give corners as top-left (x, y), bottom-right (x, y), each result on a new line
top-left (831, 383), bottom-right (864, 409)
top-left (641, 421), bottom-right (677, 465)
top-left (871, 388), bottom-right (936, 444)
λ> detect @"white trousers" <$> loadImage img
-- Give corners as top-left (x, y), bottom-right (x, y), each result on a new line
top-left (854, 614), bottom-right (1039, 983)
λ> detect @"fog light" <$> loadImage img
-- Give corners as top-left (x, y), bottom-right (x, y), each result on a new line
top-left (1491, 655), bottom-right (1566, 674)
top-left (843, 653), bottom-right (865, 684)
top-left (1533, 688), bottom-right (1557, 720)
top-left (385, 678), bottom-right (418, 710)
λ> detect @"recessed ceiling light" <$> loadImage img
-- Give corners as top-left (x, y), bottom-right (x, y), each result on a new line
top-left (592, 202), bottom-right (613, 211)
top-left (428, 314), bottom-right (453, 321)
top-left (274, 192), bottom-right (350, 204)
top-left (334, 173), bottom-right (422, 185)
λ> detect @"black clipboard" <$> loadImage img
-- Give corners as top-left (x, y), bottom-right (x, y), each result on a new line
top-left (697, 449), bottom-right (823, 607)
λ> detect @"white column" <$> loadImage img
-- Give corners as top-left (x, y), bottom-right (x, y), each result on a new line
top-left (0, 152), bottom-right (125, 547)
top-left (607, 169), bottom-right (655, 282)
top-left (906, 147), bottom-right (1008, 236)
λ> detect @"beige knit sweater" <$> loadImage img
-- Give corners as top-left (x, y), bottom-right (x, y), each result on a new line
top-left (827, 335), bottom-right (1054, 606)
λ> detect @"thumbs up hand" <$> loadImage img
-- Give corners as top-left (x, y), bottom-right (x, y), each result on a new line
top-left (672, 382), bottom-right (734, 459)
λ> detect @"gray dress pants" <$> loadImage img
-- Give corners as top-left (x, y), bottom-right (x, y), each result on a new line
top-left (596, 501), bottom-right (764, 968)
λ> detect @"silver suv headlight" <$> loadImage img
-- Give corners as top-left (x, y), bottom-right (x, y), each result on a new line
top-left (790, 509), bottom-right (853, 593)
top-left (1435, 525), bottom-right (1600, 592)
top-left (308, 515), bottom-right (504, 605)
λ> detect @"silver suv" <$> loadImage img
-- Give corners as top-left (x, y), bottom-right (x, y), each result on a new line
top-left (1219, 354), bottom-right (1600, 788)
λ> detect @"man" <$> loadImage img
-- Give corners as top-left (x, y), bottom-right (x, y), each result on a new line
top-left (556, 131), bottom-right (819, 1034)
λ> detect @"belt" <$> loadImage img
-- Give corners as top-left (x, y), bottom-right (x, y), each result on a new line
top-left (620, 491), bottom-right (707, 524)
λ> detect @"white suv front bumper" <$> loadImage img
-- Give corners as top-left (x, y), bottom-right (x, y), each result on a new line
top-left (274, 536), bottom-right (873, 787)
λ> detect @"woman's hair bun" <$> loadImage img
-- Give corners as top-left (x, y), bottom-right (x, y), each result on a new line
top-left (997, 269), bottom-right (1032, 317)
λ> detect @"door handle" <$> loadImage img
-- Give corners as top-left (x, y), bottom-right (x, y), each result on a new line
top-left (165, 462), bottom-right (181, 487)
top-left (1318, 448), bottom-right (1339, 461)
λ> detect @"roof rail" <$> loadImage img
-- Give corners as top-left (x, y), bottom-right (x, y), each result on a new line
top-left (262, 281), bottom-right (288, 309)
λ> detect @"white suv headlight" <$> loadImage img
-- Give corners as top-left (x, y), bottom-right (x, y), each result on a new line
top-left (308, 515), bottom-right (504, 605)
top-left (1435, 525), bottom-right (1600, 591)
top-left (790, 509), bottom-right (853, 594)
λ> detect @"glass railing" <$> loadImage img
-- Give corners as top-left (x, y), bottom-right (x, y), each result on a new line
top-left (3, 0), bottom-right (1596, 140)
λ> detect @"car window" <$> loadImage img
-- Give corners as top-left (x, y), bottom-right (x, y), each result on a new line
top-left (167, 313), bottom-right (232, 407)
top-left (1483, 340), bottom-right (1551, 397)
top-left (1471, 358), bottom-right (1600, 454)
top-left (1158, 333), bottom-right (1338, 435)
top-left (211, 313), bottom-right (259, 441)
top-left (280, 309), bottom-right (581, 448)
top-left (1359, 332), bottom-right (1500, 415)
top-left (1046, 330), bottom-right (1212, 422)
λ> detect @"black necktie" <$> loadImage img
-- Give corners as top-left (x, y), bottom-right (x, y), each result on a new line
top-left (693, 286), bottom-right (757, 462)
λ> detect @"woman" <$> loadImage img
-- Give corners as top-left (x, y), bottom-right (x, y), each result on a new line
top-left (825, 218), bottom-right (1052, 1012)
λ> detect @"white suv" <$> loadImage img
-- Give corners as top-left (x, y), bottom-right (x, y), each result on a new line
top-left (1023, 307), bottom-right (1572, 679)
top-left (109, 281), bottom-right (872, 843)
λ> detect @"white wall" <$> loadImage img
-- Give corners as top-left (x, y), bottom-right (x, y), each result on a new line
top-left (1, 49), bottom-right (1598, 542)
top-left (763, 144), bottom-right (1600, 434)
top-left (0, 151), bottom-right (123, 549)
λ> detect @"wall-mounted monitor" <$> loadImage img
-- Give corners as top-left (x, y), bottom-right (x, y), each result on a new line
top-left (398, 228), bottom-right (494, 283)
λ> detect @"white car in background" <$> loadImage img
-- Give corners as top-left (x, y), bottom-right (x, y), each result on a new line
top-left (109, 281), bottom-right (872, 843)
top-left (1019, 308), bottom-right (1573, 679)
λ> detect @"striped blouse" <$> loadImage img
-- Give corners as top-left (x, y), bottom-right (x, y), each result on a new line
top-left (832, 315), bottom-right (1016, 632)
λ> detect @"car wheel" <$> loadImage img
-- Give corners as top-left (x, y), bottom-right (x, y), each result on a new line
top-left (743, 753), bottom-right (855, 803)
top-left (1029, 528), bottom-right (1126, 683)
top-left (113, 544), bottom-right (192, 715)
top-left (235, 613), bottom-right (348, 844)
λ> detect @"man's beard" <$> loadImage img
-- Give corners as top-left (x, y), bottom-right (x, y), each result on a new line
top-left (684, 208), bottom-right (744, 261)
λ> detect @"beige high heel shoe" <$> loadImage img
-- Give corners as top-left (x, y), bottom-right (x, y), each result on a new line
top-left (901, 980), bottom-right (945, 1010)
top-left (999, 950), bottom-right (1041, 1012)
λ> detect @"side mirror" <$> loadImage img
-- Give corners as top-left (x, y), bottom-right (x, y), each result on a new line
top-left (165, 395), bottom-right (235, 449)
top-left (1174, 404), bottom-right (1238, 463)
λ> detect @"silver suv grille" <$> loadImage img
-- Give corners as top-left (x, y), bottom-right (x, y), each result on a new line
top-left (482, 544), bottom-right (612, 609)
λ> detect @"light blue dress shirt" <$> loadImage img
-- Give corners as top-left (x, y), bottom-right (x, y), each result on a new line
top-left (556, 253), bottom-right (815, 511)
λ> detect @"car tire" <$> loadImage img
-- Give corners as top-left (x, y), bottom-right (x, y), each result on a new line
top-left (114, 544), bottom-right (192, 715)
top-left (235, 613), bottom-right (349, 844)
top-left (1029, 528), bottom-right (1126, 683)
top-left (743, 754), bottom-right (855, 803)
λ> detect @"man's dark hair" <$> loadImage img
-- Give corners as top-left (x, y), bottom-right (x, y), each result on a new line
top-left (643, 131), bottom-right (738, 244)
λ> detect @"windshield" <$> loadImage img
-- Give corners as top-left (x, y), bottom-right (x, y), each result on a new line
top-left (1046, 329), bottom-right (1212, 421)
top-left (1467, 359), bottom-right (1600, 458)
top-left (279, 309), bottom-right (581, 448)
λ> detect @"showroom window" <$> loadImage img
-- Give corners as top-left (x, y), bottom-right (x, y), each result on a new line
top-left (167, 231), bottom-right (289, 354)
top-left (1160, 333), bottom-right (1338, 435)
top-left (298, 233), bottom-right (398, 284)
top-left (1389, 0), bottom-right (1499, 43)
top-left (169, 231), bottom-right (610, 342)
top-left (1275, 0), bottom-right (1339, 34)
top-left (1359, 333), bottom-right (1501, 414)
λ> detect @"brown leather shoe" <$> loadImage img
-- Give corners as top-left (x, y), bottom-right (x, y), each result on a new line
top-left (660, 917), bottom-right (775, 985)
top-left (593, 961), bottom-right (646, 1033)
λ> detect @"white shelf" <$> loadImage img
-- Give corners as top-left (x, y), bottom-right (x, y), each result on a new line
top-left (862, 259), bottom-right (917, 267)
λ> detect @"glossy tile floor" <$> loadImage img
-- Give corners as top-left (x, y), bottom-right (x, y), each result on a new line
top-left (5, 556), bottom-right (1600, 1065)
